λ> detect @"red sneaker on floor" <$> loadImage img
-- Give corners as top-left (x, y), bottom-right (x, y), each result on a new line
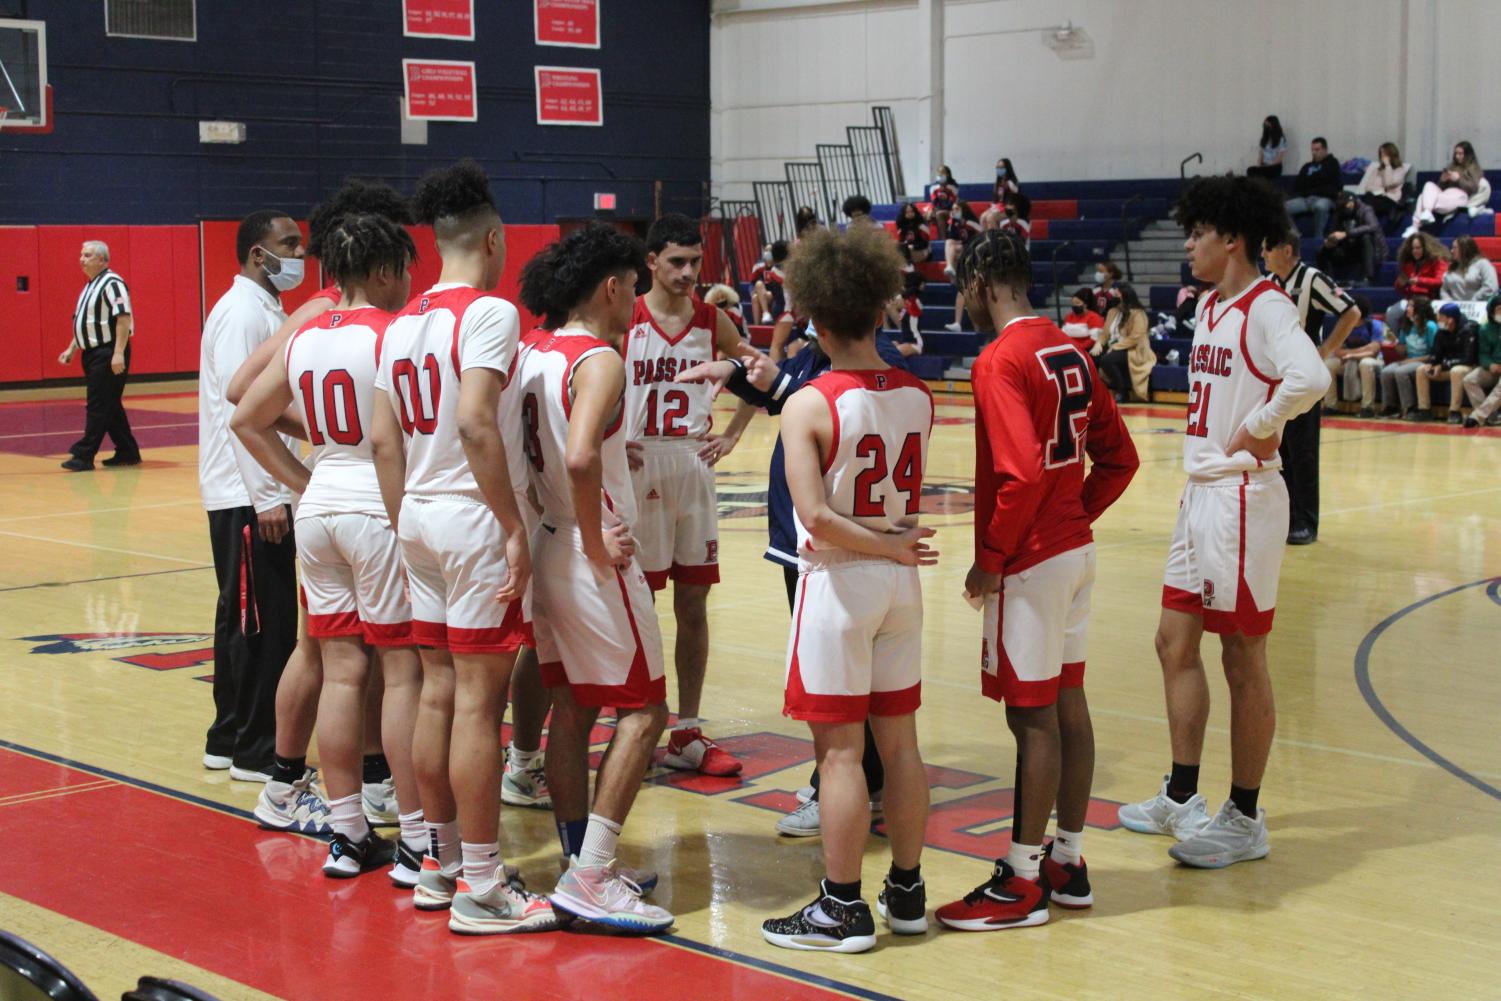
top-left (663, 727), bottom-right (742, 776)
top-left (935, 861), bottom-right (1049, 932)
top-left (1041, 852), bottom-right (1093, 908)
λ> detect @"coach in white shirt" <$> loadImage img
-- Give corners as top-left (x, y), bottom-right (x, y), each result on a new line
top-left (198, 210), bottom-right (305, 780)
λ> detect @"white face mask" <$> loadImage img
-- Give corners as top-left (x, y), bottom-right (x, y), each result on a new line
top-left (259, 247), bottom-right (305, 292)
top-left (762, 250), bottom-right (773, 263)
top-left (1095, 271), bottom-right (1108, 283)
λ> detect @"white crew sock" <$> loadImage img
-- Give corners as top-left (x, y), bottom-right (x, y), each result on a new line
top-left (427, 819), bottom-right (461, 876)
top-left (461, 841), bottom-right (501, 895)
top-left (578, 813), bottom-right (622, 867)
top-left (1006, 840), bottom-right (1044, 882)
top-left (398, 809), bottom-right (427, 853)
top-left (1051, 828), bottom-right (1084, 866)
top-left (508, 741), bottom-right (541, 769)
top-left (328, 793), bottom-right (370, 842)
top-left (671, 717), bottom-right (701, 734)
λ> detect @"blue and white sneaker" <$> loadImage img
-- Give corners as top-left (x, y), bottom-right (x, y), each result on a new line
top-left (550, 857), bottom-right (673, 933)
top-left (253, 768), bottom-right (332, 835)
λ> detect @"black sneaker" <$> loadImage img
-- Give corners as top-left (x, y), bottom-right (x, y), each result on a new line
top-left (1358, 407), bottom-right (1375, 418)
top-left (1042, 844), bottom-right (1093, 908)
top-left (390, 838), bottom-right (424, 888)
top-left (1465, 417), bottom-right (1480, 429)
top-left (322, 830), bottom-right (396, 879)
top-left (102, 452), bottom-right (142, 467)
top-left (761, 886), bottom-right (877, 953)
top-left (876, 873), bottom-right (928, 934)
top-left (60, 457), bottom-right (93, 472)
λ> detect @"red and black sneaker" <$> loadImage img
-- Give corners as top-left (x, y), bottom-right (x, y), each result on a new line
top-left (663, 727), bottom-right (743, 777)
top-left (935, 861), bottom-right (1049, 932)
top-left (1041, 845), bottom-right (1093, 909)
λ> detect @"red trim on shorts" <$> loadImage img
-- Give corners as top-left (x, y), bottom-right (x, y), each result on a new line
top-left (556, 569), bottom-right (666, 709)
top-left (363, 620), bottom-right (414, 648)
top-left (869, 682), bottom-right (921, 717)
top-left (517, 619), bottom-right (535, 648)
top-left (670, 562), bottom-right (719, 587)
top-left (644, 568), bottom-right (671, 591)
top-left (1060, 661), bottom-right (1085, 689)
top-left (298, 585), bottom-right (308, 611)
top-left (445, 602), bottom-right (528, 655)
top-left (306, 610), bottom-right (362, 639)
top-left (411, 619), bottom-right (449, 649)
top-left (539, 660), bottom-right (567, 688)
top-left (980, 614), bottom-right (1062, 707)
top-left (1161, 584), bottom-right (1202, 615)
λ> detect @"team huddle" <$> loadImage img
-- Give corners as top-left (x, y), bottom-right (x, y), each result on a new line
top-left (209, 161), bottom-right (1325, 951)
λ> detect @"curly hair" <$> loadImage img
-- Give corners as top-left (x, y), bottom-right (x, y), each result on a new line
top-left (1398, 232), bottom-right (1449, 267)
top-left (955, 228), bottom-right (1032, 297)
top-left (645, 212), bottom-right (702, 254)
top-left (411, 159), bottom-right (496, 226)
top-left (783, 225), bottom-right (902, 340)
top-left (319, 213), bottom-right (416, 289)
top-left (519, 221), bottom-right (646, 324)
top-left (308, 179), bottom-right (413, 258)
top-left (1173, 175), bottom-right (1287, 264)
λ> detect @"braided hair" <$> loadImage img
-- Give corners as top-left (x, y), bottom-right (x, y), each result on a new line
top-left (955, 228), bottom-right (1033, 298)
top-left (519, 222), bottom-right (646, 325)
top-left (318, 213), bottom-right (417, 289)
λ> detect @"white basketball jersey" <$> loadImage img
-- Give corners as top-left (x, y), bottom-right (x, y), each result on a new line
top-left (284, 307), bottom-right (391, 519)
top-left (1183, 279), bottom-right (1305, 480)
top-left (513, 329), bottom-right (636, 529)
top-left (623, 296), bottom-right (720, 441)
top-left (795, 367), bottom-right (934, 570)
top-left (374, 283), bottom-right (520, 498)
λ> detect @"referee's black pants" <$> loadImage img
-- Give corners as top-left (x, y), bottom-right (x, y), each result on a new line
top-left (70, 344), bottom-right (139, 462)
top-left (1278, 403), bottom-right (1321, 537)
top-left (783, 565), bottom-right (885, 799)
top-left (205, 506), bottom-right (297, 772)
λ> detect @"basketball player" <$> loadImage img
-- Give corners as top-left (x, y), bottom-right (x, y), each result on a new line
top-left (1119, 176), bottom-right (1330, 867)
top-left (513, 223), bottom-right (674, 933)
top-left (759, 226), bottom-right (936, 954)
top-left (625, 213), bottom-right (757, 777)
top-left (932, 230), bottom-right (1139, 932)
top-left (231, 213), bottom-right (424, 879)
top-left (369, 160), bottom-right (555, 934)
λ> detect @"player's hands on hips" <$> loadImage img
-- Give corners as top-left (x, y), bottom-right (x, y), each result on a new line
top-left (887, 526), bottom-right (939, 567)
top-left (625, 440), bottom-right (644, 471)
top-left (111, 353), bottom-right (126, 375)
top-left (965, 561), bottom-right (1001, 598)
top-left (496, 530), bottom-right (532, 605)
top-left (1226, 423), bottom-right (1281, 462)
top-left (697, 432), bottom-right (738, 466)
top-left (257, 504), bottom-right (291, 545)
top-left (675, 359), bottom-right (737, 388)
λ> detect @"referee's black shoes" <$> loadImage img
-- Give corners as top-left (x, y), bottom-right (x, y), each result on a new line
top-left (102, 451), bottom-right (142, 467)
top-left (61, 457), bottom-right (93, 472)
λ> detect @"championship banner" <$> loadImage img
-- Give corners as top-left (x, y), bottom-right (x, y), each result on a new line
top-left (403, 0), bottom-right (475, 40)
top-left (403, 60), bottom-right (478, 122)
top-left (534, 66), bottom-right (602, 127)
top-left (534, 0), bottom-right (600, 49)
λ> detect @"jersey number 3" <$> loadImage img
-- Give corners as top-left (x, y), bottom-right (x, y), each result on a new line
top-left (853, 433), bottom-right (923, 517)
top-left (1039, 348), bottom-right (1093, 467)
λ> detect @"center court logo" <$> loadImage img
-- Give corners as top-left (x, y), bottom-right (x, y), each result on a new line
top-left (22, 632), bottom-right (210, 654)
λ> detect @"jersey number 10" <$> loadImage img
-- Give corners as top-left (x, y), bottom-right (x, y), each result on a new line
top-left (297, 368), bottom-right (363, 446)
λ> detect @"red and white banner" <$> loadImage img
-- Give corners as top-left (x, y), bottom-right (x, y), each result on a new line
top-left (403, 60), bottom-right (478, 122)
top-left (534, 0), bottom-right (600, 49)
top-left (403, 0), bottom-right (475, 40)
top-left (534, 66), bottom-right (602, 127)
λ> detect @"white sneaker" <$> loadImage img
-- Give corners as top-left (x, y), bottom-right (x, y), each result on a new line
top-left (362, 777), bottom-right (398, 825)
top-left (254, 769), bottom-right (332, 834)
top-left (776, 797), bottom-right (820, 836)
top-left (944, 321), bottom-right (962, 332)
top-left (501, 754), bottom-right (551, 809)
top-left (202, 753), bottom-right (231, 771)
top-left (551, 858), bottom-right (674, 933)
top-left (760, 311), bottom-right (773, 323)
top-left (1167, 801), bottom-right (1269, 868)
top-left (449, 869), bottom-right (559, 935)
top-left (795, 785), bottom-right (815, 804)
top-left (1401, 225), bottom-right (1419, 239)
top-left (229, 765), bottom-right (271, 783)
top-left (554, 852), bottom-right (658, 894)
top-left (1117, 778), bottom-right (1212, 840)
top-left (1417, 209), bottom-right (1436, 224)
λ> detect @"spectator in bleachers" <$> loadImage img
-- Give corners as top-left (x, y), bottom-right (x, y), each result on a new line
top-left (992, 192), bottom-right (1032, 249)
top-left (1151, 284), bottom-right (1206, 339)
top-left (1060, 286), bottom-right (1105, 344)
top-left (1285, 136), bottom-right (1342, 237)
top-left (704, 283), bottom-right (747, 340)
top-left (1317, 191), bottom-right (1385, 284)
top-left (1091, 260), bottom-right (1123, 315)
top-left (1324, 295), bottom-right (1384, 415)
top-left (842, 194), bottom-right (875, 227)
top-left (1247, 115), bottom-right (1287, 179)
top-left (941, 202), bottom-right (984, 331)
top-left (1414, 302), bottom-right (1479, 423)
top-left (750, 240), bottom-right (788, 323)
top-left (1404, 141), bottom-right (1485, 237)
top-left (884, 244), bottom-right (925, 354)
top-left (981, 158), bottom-right (1022, 228)
top-left (894, 203), bottom-right (932, 263)
top-left (1440, 235), bottom-right (1498, 302)
top-left (794, 205), bottom-right (819, 238)
top-left (1357, 142), bottom-right (1412, 226)
top-left (1384, 233), bottom-right (1449, 331)
top-left (926, 165), bottom-right (960, 225)
top-left (1094, 282), bottom-right (1154, 403)
top-left (1379, 295), bottom-right (1438, 418)
top-left (1461, 294), bottom-right (1501, 427)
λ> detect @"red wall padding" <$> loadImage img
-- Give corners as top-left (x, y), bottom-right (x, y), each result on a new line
top-left (0, 227), bottom-right (43, 383)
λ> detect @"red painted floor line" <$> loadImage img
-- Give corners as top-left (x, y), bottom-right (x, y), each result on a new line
top-left (0, 748), bottom-right (866, 1001)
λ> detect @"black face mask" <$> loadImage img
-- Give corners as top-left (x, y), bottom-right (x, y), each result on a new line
top-left (1071, 304), bottom-right (1085, 316)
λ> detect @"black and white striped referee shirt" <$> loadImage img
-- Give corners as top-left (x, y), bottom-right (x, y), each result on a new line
top-left (72, 268), bottom-right (132, 350)
top-left (1274, 262), bottom-right (1355, 345)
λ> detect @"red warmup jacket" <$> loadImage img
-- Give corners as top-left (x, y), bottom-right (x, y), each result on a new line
top-left (973, 316), bottom-right (1140, 576)
top-left (1397, 257), bottom-right (1448, 297)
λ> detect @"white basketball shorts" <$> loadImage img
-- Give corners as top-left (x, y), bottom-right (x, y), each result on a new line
top-left (296, 511), bottom-right (412, 647)
top-left (784, 560), bottom-right (923, 723)
top-left (1162, 472), bottom-right (1288, 636)
top-left (631, 439), bottom-right (720, 590)
top-left (981, 544), bottom-right (1095, 707)
top-left (397, 494), bottom-right (526, 654)
top-left (531, 522), bottom-right (666, 709)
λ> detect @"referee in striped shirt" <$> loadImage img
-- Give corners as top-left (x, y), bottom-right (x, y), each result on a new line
top-left (59, 241), bottom-right (140, 470)
top-left (1263, 226), bottom-right (1360, 545)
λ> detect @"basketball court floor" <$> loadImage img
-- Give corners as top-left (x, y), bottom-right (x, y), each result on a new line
top-left (1, 383), bottom-right (1498, 1000)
